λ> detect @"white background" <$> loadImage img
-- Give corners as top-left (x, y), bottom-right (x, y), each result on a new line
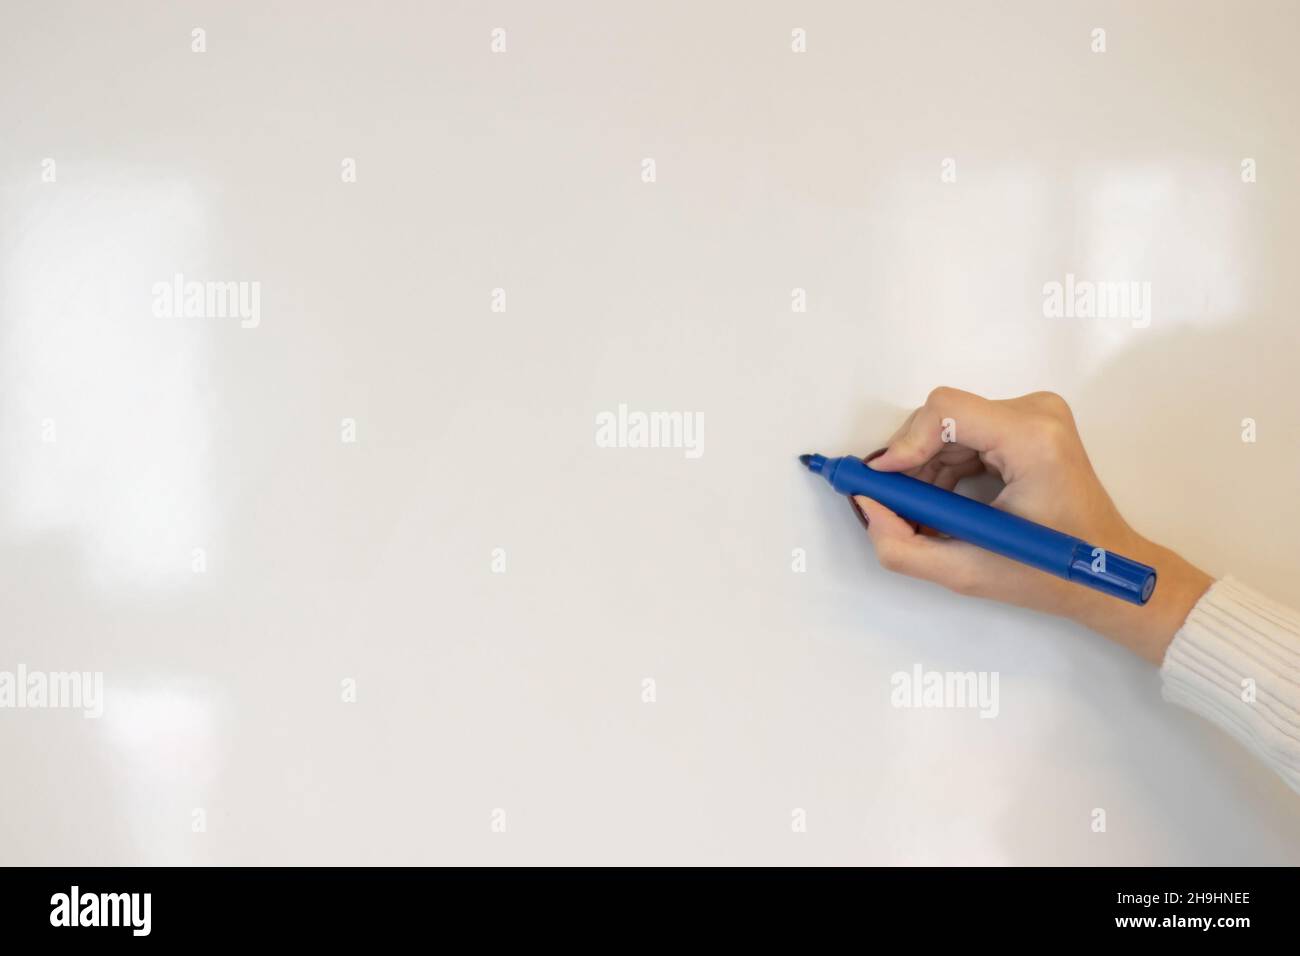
top-left (2, 1), bottom-right (1298, 864)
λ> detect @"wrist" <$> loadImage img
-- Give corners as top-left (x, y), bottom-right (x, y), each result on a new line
top-left (1069, 535), bottom-right (1213, 665)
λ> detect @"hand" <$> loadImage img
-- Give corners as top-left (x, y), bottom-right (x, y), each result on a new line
top-left (854, 388), bottom-right (1213, 664)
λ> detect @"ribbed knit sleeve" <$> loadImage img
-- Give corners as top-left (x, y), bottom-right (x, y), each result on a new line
top-left (1160, 577), bottom-right (1300, 793)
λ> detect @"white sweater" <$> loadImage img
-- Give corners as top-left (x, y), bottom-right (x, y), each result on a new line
top-left (1161, 576), bottom-right (1300, 793)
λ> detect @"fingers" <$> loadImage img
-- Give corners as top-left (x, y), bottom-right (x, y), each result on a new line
top-left (913, 455), bottom-right (983, 490)
top-left (853, 495), bottom-right (985, 595)
top-left (868, 387), bottom-right (1016, 473)
top-left (847, 388), bottom-right (1095, 606)
top-left (853, 494), bottom-right (915, 540)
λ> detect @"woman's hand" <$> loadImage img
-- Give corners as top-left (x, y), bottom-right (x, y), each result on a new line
top-left (854, 387), bottom-right (1213, 664)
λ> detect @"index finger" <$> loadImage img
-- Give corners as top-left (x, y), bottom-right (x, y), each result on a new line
top-left (868, 387), bottom-right (1014, 473)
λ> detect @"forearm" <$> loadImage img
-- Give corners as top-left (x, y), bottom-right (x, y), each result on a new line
top-left (1067, 535), bottom-right (1213, 666)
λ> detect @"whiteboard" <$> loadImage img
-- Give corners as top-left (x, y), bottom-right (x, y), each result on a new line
top-left (2, 1), bottom-right (1297, 864)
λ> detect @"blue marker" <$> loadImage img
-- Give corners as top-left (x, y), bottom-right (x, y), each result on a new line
top-left (799, 453), bottom-right (1156, 605)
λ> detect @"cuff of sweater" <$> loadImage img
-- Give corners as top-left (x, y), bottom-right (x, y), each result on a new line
top-left (1160, 576), bottom-right (1300, 793)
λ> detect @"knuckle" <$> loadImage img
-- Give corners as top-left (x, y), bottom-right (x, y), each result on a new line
top-left (925, 386), bottom-right (958, 408)
top-left (1028, 390), bottom-right (1072, 419)
top-left (1029, 415), bottom-right (1076, 459)
top-left (1030, 409), bottom-right (1069, 439)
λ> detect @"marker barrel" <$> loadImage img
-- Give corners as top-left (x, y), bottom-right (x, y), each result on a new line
top-left (808, 455), bottom-right (1156, 605)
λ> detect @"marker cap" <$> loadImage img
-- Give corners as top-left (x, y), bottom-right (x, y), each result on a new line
top-left (1069, 544), bottom-right (1157, 605)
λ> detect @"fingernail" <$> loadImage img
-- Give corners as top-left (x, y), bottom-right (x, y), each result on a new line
top-left (864, 447), bottom-right (888, 470)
